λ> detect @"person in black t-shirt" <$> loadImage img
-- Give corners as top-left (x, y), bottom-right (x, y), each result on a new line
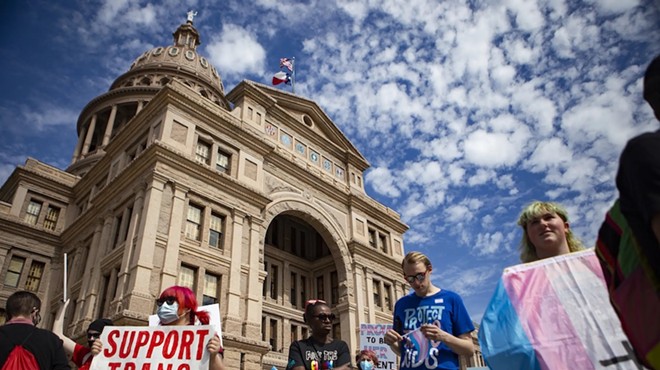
top-left (0, 291), bottom-right (70, 370)
top-left (286, 299), bottom-right (351, 370)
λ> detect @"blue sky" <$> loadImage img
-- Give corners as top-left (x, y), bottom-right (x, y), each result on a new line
top-left (0, 0), bottom-right (659, 322)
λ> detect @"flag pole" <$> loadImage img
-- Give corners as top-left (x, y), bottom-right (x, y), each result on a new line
top-left (291, 57), bottom-right (296, 94)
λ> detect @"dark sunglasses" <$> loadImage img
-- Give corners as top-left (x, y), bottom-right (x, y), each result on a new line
top-left (313, 313), bottom-right (336, 321)
top-left (404, 270), bottom-right (428, 284)
top-left (155, 296), bottom-right (177, 306)
top-left (304, 299), bottom-right (326, 309)
top-left (87, 332), bottom-right (100, 340)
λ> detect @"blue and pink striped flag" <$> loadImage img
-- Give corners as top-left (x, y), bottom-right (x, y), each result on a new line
top-left (478, 249), bottom-right (641, 370)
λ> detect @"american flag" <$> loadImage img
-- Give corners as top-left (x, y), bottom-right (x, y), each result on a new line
top-left (280, 57), bottom-right (293, 72)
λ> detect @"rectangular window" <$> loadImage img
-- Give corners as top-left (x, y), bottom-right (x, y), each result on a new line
top-left (178, 265), bottom-right (196, 289)
top-left (247, 107), bottom-right (253, 120)
top-left (203, 273), bottom-right (219, 305)
top-left (195, 140), bottom-right (211, 165)
top-left (330, 271), bottom-right (338, 305)
top-left (261, 316), bottom-right (267, 342)
top-left (216, 150), bottom-right (230, 173)
top-left (291, 324), bottom-right (299, 343)
top-left (373, 280), bottom-right (382, 308)
top-left (384, 282), bottom-right (393, 311)
top-left (302, 327), bottom-right (309, 339)
top-left (43, 206), bottom-right (60, 231)
top-left (316, 276), bottom-right (324, 301)
top-left (256, 112), bottom-right (262, 124)
top-left (379, 234), bottom-right (388, 253)
top-left (4, 256), bottom-right (25, 287)
top-left (262, 262), bottom-right (268, 298)
top-left (186, 204), bottom-right (202, 241)
top-left (209, 213), bottom-right (224, 248)
top-left (332, 323), bottom-right (341, 341)
top-left (25, 261), bottom-right (45, 292)
top-left (25, 200), bottom-right (42, 225)
top-left (290, 272), bottom-right (297, 306)
top-left (112, 214), bottom-right (123, 248)
top-left (299, 231), bottom-right (306, 259)
top-left (270, 264), bottom-right (278, 300)
top-left (368, 229), bottom-right (376, 248)
top-left (123, 207), bottom-right (133, 242)
top-left (269, 318), bottom-right (278, 352)
top-left (300, 274), bottom-right (307, 305)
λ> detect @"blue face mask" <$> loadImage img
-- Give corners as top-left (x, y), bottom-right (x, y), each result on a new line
top-left (157, 301), bottom-right (180, 324)
top-left (360, 361), bottom-right (374, 370)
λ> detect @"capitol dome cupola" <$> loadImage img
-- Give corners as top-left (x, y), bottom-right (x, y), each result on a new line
top-left (68, 15), bottom-right (230, 176)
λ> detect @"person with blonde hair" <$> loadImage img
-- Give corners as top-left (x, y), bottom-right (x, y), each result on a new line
top-left (383, 251), bottom-right (475, 370)
top-left (517, 201), bottom-right (584, 263)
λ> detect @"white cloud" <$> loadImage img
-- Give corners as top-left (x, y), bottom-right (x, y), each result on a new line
top-left (365, 167), bottom-right (400, 198)
top-left (206, 24), bottom-right (266, 75)
top-left (463, 129), bottom-right (528, 167)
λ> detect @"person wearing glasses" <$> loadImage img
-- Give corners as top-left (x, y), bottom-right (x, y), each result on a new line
top-left (517, 201), bottom-right (584, 263)
top-left (286, 299), bottom-right (351, 370)
top-left (155, 285), bottom-right (226, 370)
top-left (53, 299), bottom-right (112, 370)
top-left (384, 251), bottom-right (474, 370)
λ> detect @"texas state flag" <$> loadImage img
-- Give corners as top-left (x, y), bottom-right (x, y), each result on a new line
top-left (478, 249), bottom-right (641, 370)
top-left (272, 71), bottom-right (291, 85)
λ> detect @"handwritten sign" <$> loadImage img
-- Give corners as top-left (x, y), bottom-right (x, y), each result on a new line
top-left (359, 323), bottom-right (397, 370)
top-left (90, 325), bottom-right (216, 370)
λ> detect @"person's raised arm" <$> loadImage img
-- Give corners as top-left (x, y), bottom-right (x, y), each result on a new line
top-left (52, 299), bottom-right (76, 355)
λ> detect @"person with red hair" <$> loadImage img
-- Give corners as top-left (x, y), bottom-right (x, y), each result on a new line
top-left (156, 286), bottom-right (226, 370)
top-left (355, 349), bottom-right (379, 370)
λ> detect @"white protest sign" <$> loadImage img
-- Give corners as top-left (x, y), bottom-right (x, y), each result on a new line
top-left (149, 303), bottom-right (223, 347)
top-left (90, 325), bottom-right (216, 370)
top-left (359, 323), bottom-right (397, 370)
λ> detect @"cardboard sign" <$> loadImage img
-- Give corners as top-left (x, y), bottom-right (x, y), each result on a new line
top-left (478, 249), bottom-right (641, 370)
top-left (359, 323), bottom-right (397, 370)
top-left (149, 303), bottom-right (223, 347)
top-left (90, 325), bottom-right (216, 370)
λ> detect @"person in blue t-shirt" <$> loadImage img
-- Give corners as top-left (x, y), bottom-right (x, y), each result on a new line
top-left (384, 251), bottom-right (475, 370)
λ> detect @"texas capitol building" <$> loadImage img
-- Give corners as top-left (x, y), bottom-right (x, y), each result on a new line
top-left (0, 17), bottom-right (484, 369)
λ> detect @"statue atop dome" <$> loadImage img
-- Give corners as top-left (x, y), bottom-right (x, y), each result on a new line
top-left (187, 10), bottom-right (197, 23)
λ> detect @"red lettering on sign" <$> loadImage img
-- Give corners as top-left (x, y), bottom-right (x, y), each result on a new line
top-left (178, 365), bottom-right (191, 370)
top-left (146, 331), bottom-right (165, 358)
top-left (105, 330), bottom-right (120, 357)
top-left (179, 330), bottom-right (194, 359)
top-left (108, 363), bottom-right (121, 370)
top-left (163, 330), bottom-right (179, 359)
top-left (195, 330), bottom-right (210, 360)
top-left (157, 364), bottom-right (173, 370)
top-left (140, 364), bottom-right (151, 370)
top-left (133, 330), bottom-right (151, 357)
top-left (126, 363), bottom-right (136, 370)
top-left (119, 331), bottom-right (137, 358)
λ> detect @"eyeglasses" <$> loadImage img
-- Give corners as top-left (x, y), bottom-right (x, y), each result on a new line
top-left (156, 296), bottom-right (177, 306)
top-left (304, 299), bottom-right (326, 309)
top-left (404, 270), bottom-right (428, 284)
top-left (313, 313), bottom-right (336, 321)
top-left (87, 332), bottom-right (100, 341)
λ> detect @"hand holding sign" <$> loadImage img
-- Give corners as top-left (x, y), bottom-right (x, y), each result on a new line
top-left (90, 325), bottom-right (216, 370)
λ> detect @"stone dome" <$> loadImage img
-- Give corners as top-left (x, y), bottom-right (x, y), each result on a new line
top-left (108, 20), bottom-right (228, 108)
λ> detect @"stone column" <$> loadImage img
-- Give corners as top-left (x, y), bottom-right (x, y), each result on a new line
top-left (244, 216), bottom-right (264, 337)
top-left (117, 187), bottom-right (145, 304)
top-left (365, 268), bottom-right (375, 323)
top-left (72, 122), bottom-right (89, 162)
top-left (102, 105), bottom-right (118, 146)
top-left (81, 115), bottom-right (97, 155)
top-left (126, 175), bottom-right (165, 305)
top-left (78, 221), bottom-right (103, 321)
top-left (160, 183), bottom-right (188, 291)
top-left (225, 209), bottom-right (245, 334)
top-left (353, 263), bottom-right (365, 323)
top-left (82, 214), bottom-right (114, 319)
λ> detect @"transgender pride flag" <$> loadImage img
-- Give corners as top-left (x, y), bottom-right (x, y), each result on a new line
top-left (478, 249), bottom-right (643, 370)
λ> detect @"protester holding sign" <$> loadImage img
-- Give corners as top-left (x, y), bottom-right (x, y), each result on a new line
top-left (53, 299), bottom-right (112, 370)
top-left (356, 349), bottom-right (378, 370)
top-left (155, 286), bottom-right (226, 370)
top-left (384, 251), bottom-right (475, 370)
top-left (286, 299), bottom-right (351, 370)
top-left (516, 201), bottom-right (585, 263)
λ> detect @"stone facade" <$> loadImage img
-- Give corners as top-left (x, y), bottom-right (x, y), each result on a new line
top-left (0, 19), bottom-right (482, 370)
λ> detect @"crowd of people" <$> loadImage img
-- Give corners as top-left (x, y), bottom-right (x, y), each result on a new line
top-left (1, 56), bottom-right (658, 370)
